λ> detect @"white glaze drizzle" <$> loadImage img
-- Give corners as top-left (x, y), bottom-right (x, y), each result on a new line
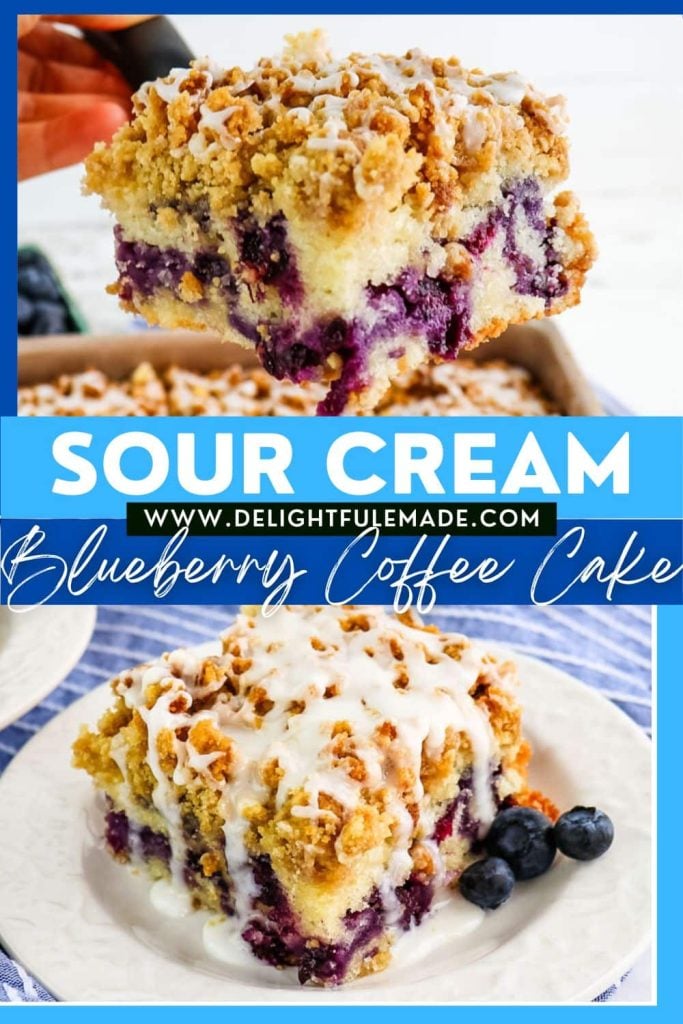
top-left (112, 605), bottom-right (508, 927)
top-left (131, 33), bottom-right (563, 164)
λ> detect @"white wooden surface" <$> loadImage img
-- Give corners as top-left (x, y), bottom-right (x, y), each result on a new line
top-left (19, 14), bottom-right (683, 413)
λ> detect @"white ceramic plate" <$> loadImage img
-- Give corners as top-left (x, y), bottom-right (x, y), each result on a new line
top-left (0, 650), bottom-right (651, 1004)
top-left (0, 606), bottom-right (97, 730)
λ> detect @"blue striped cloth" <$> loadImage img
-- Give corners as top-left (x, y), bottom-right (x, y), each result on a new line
top-left (0, 601), bottom-right (651, 1002)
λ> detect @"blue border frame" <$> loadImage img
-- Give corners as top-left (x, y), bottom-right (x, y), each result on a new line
top-left (654, 605), bottom-right (679, 1015)
top-left (9, 4), bottom-right (681, 1013)
top-left (9, 3), bottom-right (683, 12)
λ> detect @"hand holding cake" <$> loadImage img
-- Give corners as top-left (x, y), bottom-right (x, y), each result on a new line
top-left (84, 31), bottom-right (596, 414)
top-left (17, 15), bottom-right (149, 181)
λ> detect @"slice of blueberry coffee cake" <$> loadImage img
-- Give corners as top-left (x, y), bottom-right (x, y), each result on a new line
top-left (73, 605), bottom-right (549, 986)
top-left (84, 31), bottom-right (595, 414)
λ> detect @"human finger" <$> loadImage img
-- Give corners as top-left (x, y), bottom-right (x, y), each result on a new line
top-left (45, 15), bottom-right (153, 31)
top-left (18, 48), bottom-right (131, 101)
top-left (19, 90), bottom-right (128, 121)
top-left (18, 15), bottom-right (41, 38)
top-left (18, 101), bottom-right (127, 180)
top-left (19, 19), bottom-right (119, 70)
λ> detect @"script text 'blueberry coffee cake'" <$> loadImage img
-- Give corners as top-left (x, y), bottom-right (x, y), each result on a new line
top-left (73, 606), bottom-right (549, 986)
top-left (84, 32), bottom-right (595, 414)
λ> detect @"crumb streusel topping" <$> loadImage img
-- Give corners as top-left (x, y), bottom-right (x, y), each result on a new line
top-left (106, 29), bottom-right (568, 226)
top-left (84, 31), bottom-right (594, 413)
top-left (19, 356), bottom-right (558, 417)
top-left (107, 608), bottom-right (503, 905)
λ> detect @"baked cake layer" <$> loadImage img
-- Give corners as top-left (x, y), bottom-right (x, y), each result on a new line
top-left (84, 32), bottom-right (595, 414)
top-left (18, 356), bottom-right (558, 417)
top-left (73, 606), bottom-right (537, 986)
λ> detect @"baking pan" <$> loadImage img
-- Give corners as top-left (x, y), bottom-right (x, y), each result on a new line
top-left (17, 320), bottom-right (602, 416)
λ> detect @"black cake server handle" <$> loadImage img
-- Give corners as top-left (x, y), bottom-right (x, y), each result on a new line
top-left (82, 15), bottom-right (195, 93)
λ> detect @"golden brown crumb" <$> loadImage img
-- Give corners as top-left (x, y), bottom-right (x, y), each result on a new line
top-left (19, 356), bottom-right (559, 418)
top-left (514, 788), bottom-right (560, 822)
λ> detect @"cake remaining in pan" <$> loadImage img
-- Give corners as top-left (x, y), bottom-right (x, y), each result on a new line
top-left (73, 605), bottom-right (545, 987)
top-left (84, 31), bottom-right (595, 414)
top-left (18, 356), bottom-right (557, 416)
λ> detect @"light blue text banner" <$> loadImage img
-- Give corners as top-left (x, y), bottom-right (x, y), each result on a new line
top-left (1, 416), bottom-right (681, 520)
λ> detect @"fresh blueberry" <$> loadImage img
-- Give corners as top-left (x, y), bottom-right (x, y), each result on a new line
top-left (18, 294), bottom-right (34, 333)
top-left (18, 263), bottom-right (61, 303)
top-left (193, 250), bottom-right (233, 291)
top-left (30, 300), bottom-right (69, 335)
top-left (554, 806), bottom-right (614, 861)
top-left (485, 806), bottom-right (556, 880)
top-left (459, 857), bottom-right (515, 910)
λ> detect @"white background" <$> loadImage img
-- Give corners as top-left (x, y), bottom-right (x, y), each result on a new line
top-left (18, 14), bottom-right (683, 414)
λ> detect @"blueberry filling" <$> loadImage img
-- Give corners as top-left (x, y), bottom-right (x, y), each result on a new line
top-left (104, 808), bottom-right (170, 864)
top-left (105, 807), bottom-right (233, 912)
top-left (243, 856), bottom-right (385, 985)
top-left (254, 271), bottom-right (473, 417)
top-left (115, 177), bottom-right (565, 413)
top-left (255, 317), bottom-right (369, 417)
top-left (182, 849), bottom-right (234, 914)
top-left (104, 768), bottom-right (501, 986)
top-left (139, 826), bottom-right (172, 863)
top-left (463, 177), bottom-right (567, 304)
top-left (368, 269), bottom-right (472, 359)
top-left (503, 179), bottom-right (566, 301)
top-left (114, 226), bottom-right (235, 300)
top-left (104, 808), bottom-right (129, 857)
top-left (432, 771), bottom-right (480, 846)
top-left (394, 875), bottom-right (434, 929)
top-left (193, 251), bottom-right (237, 295)
top-left (237, 213), bottom-right (303, 307)
top-left (115, 230), bottom-right (191, 298)
top-left (299, 892), bottom-right (384, 986)
top-left (432, 765), bottom-right (505, 848)
top-left (242, 854), bottom-right (306, 967)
